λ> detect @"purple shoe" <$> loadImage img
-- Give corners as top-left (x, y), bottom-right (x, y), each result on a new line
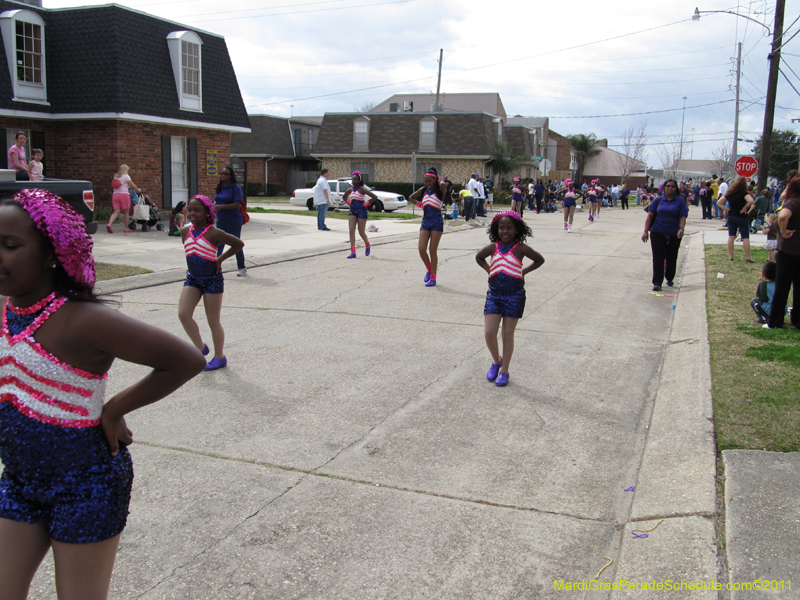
top-left (425, 279), bottom-right (436, 287)
top-left (347, 252), bottom-right (356, 259)
top-left (204, 356), bottom-right (227, 371)
top-left (201, 343), bottom-right (210, 356)
top-left (365, 246), bottom-right (371, 256)
top-left (424, 271), bottom-right (431, 283)
top-left (495, 372), bottom-right (509, 387)
top-left (487, 358), bottom-right (503, 381)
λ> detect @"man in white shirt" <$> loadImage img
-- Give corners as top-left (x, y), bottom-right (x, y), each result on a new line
top-left (718, 178), bottom-right (728, 199)
top-left (314, 169), bottom-right (333, 230)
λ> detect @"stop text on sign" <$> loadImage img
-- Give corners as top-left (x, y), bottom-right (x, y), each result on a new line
top-left (734, 156), bottom-right (758, 178)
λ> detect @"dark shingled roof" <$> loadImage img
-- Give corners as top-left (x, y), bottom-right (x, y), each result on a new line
top-left (315, 112), bottom-right (499, 156)
top-left (505, 126), bottom-right (534, 158)
top-left (0, 0), bottom-right (249, 129)
top-left (230, 115), bottom-right (295, 157)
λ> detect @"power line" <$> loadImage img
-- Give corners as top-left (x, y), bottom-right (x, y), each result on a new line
top-left (519, 99), bottom-right (735, 120)
top-left (779, 69), bottom-right (800, 99)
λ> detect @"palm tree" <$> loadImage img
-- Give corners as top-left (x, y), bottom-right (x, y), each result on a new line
top-left (569, 134), bottom-right (601, 184)
top-left (489, 141), bottom-right (523, 188)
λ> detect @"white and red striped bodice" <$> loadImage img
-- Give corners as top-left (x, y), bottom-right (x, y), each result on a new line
top-left (489, 243), bottom-right (523, 280)
top-left (421, 188), bottom-right (442, 211)
top-left (184, 225), bottom-right (217, 262)
top-left (0, 293), bottom-right (107, 428)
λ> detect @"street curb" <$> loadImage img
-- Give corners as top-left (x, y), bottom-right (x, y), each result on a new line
top-left (95, 221), bottom-right (483, 295)
top-left (609, 231), bottom-right (719, 596)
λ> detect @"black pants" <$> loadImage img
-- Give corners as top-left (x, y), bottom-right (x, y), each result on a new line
top-left (768, 251), bottom-right (800, 329)
top-left (701, 199), bottom-right (712, 220)
top-left (620, 197), bottom-right (629, 209)
top-left (463, 196), bottom-right (475, 221)
top-left (650, 231), bottom-right (682, 286)
top-left (751, 298), bottom-right (769, 323)
top-left (535, 194), bottom-right (543, 213)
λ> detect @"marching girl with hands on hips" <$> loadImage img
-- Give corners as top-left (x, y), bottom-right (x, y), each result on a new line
top-left (476, 211), bottom-right (545, 387)
top-left (342, 171), bottom-right (378, 258)
top-left (409, 168), bottom-right (447, 286)
top-left (179, 195), bottom-right (245, 371)
top-left (0, 190), bottom-right (205, 600)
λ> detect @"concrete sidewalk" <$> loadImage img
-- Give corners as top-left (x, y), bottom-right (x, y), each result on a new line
top-left (25, 208), bottom-right (731, 598)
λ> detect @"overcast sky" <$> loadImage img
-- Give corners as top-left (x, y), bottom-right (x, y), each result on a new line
top-left (48, 0), bottom-right (800, 167)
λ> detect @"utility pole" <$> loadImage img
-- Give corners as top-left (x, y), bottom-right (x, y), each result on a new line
top-left (679, 96), bottom-right (687, 161)
top-left (732, 42), bottom-right (742, 176)
top-left (434, 49), bottom-right (443, 112)
top-left (756, 0), bottom-right (785, 188)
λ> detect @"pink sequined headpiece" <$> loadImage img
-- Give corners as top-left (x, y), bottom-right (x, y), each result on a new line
top-left (491, 210), bottom-right (523, 225)
top-left (14, 189), bottom-right (96, 286)
top-left (351, 171), bottom-right (361, 176)
top-left (190, 195), bottom-right (216, 224)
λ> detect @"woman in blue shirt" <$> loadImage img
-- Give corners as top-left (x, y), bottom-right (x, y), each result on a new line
top-left (214, 166), bottom-right (247, 276)
top-left (641, 179), bottom-right (689, 291)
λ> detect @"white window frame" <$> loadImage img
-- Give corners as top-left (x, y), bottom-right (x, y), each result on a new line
top-left (0, 9), bottom-right (48, 105)
top-left (167, 31), bottom-right (203, 112)
top-left (353, 117), bottom-right (370, 151)
top-left (419, 117), bottom-right (437, 151)
top-left (171, 136), bottom-right (189, 206)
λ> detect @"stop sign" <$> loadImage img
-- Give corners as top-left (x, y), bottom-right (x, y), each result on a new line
top-left (735, 155), bottom-right (758, 178)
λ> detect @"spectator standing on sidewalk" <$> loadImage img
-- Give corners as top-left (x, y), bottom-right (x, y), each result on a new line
top-left (313, 169), bottom-right (333, 231)
top-left (765, 174), bottom-right (800, 330)
top-left (619, 184), bottom-right (630, 209)
top-left (108, 164), bottom-right (141, 233)
top-left (484, 177), bottom-right (494, 212)
top-left (642, 179), bottom-right (688, 291)
top-left (717, 176), bottom-right (754, 263)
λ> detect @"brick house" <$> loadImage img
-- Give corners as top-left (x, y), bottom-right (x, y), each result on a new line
top-left (371, 92), bottom-right (507, 123)
top-left (0, 0), bottom-right (249, 209)
top-left (230, 114), bottom-right (321, 194)
top-left (547, 130), bottom-right (578, 183)
top-left (313, 111), bottom-right (504, 185)
top-left (583, 139), bottom-right (647, 189)
top-left (505, 117), bottom-right (549, 182)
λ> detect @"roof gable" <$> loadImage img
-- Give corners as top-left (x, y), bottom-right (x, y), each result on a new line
top-left (231, 114), bottom-right (295, 157)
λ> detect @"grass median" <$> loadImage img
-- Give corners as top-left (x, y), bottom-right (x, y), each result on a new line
top-left (705, 245), bottom-right (800, 452)
top-left (96, 262), bottom-right (152, 281)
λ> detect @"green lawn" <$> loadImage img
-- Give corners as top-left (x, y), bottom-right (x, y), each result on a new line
top-left (705, 245), bottom-right (800, 452)
top-left (96, 262), bottom-right (152, 281)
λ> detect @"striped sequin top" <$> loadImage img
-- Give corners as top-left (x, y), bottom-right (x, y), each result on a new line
top-left (184, 224), bottom-right (217, 262)
top-left (490, 242), bottom-right (523, 280)
top-left (0, 292), bottom-right (107, 428)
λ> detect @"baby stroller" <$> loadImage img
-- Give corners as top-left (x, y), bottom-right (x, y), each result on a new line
top-left (129, 194), bottom-right (164, 232)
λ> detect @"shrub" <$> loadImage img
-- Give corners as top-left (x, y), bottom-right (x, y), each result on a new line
top-left (265, 183), bottom-right (282, 196)
top-left (95, 206), bottom-right (113, 222)
top-left (246, 182), bottom-right (262, 196)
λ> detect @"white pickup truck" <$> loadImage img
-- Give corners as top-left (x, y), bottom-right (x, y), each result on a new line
top-left (291, 178), bottom-right (407, 213)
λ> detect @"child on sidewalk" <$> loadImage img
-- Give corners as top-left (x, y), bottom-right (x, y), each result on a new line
top-left (763, 214), bottom-right (779, 262)
top-left (475, 211), bottom-right (545, 387)
top-left (178, 194), bottom-right (245, 371)
top-left (751, 261), bottom-right (779, 324)
top-left (27, 148), bottom-right (44, 181)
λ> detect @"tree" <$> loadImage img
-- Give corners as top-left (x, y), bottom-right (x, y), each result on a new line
top-left (568, 134), bottom-right (601, 184)
top-left (488, 141), bottom-right (523, 187)
top-left (709, 141), bottom-right (733, 182)
top-left (751, 129), bottom-right (800, 181)
top-left (353, 101), bottom-right (376, 112)
top-left (613, 121), bottom-right (648, 184)
top-left (654, 135), bottom-right (682, 181)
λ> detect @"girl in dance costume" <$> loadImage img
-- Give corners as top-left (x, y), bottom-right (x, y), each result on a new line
top-left (558, 179), bottom-right (583, 232)
top-left (179, 195), bottom-right (245, 371)
top-left (586, 180), bottom-right (599, 221)
top-left (342, 171), bottom-right (378, 258)
top-left (409, 168), bottom-right (447, 287)
top-left (0, 190), bottom-right (205, 600)
top-left (510, 177), bottom-right (525, 214)
top-left (475, 211), bottom-right (545, 387)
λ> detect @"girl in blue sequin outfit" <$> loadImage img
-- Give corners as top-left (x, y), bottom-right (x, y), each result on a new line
top-left (179, 195), bottom-right (245, 371)
top-left (476, 211), bottom-right (545, 387)
top-left (409, 168), bottom-right (447, 286)
top-left (342, 171), bottom-right (378, 258)
top-left (0, 191), bottom-right (205, 600)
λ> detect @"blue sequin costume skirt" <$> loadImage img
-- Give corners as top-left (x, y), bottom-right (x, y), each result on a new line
top-left (420, 205), bottom-right (443, 232)
top-left (184, 254), bottom-right (224, 294)
top-left (484, 277), bottom-right (526, 319)
top-left (0, 403), bottom-right (133, 543)
top-left (349, 200), bottom-right (369, 220)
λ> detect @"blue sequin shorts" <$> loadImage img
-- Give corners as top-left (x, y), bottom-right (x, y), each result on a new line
top-left (420, 216), bottom-right (444, 232)
top-left (184, 271), bottom-right (224, 294)
top-left (0, 403), bottom-right (133, 544)
top-left (563, 199), bottom-right (576, 208)
top-left (349, 206), bottom-right (369, 220)
top-left (484, 287), bottom-right (526, 319)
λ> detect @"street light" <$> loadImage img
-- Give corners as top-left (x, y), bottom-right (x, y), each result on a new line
top-left (693, 3), bottom-right (785, 187)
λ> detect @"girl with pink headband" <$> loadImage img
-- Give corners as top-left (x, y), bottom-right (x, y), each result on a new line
top-left (342, 171), bottom-right (378, 258)
top-left (476, 210), bottom-right (544, 386)
top-left (510, 177), bottom-right (525, 215)
top-left (409, 167), bottom-right (447, 286)
top-left (178, 195), bottom-right (245, 371)
top-left (557, 179), bottom-right (583, 233)
top-left (0, 189), bottom-right (205, 599)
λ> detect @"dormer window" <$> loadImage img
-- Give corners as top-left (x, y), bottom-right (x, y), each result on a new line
top-left (353, 117), bottom-right (370, 151)
top-left (419, 117), bottom-right (437, 151)
top-left (167, 31), bottom-right (203, 112)
top-left (0, 9), bottom-right (48, 104)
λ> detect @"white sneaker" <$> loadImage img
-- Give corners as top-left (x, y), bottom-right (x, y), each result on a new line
top-left (762, 323), bottom-right (771, 329)
top-left (237, 268), bottom-right (247, 277)
top-left (568, 225), bottom-right (572, 232)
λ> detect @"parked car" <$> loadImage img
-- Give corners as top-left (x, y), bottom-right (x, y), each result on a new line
top-left (291, 178), bottom-right (407, 213)
top-left (0, 175), bottom-right (98, 233)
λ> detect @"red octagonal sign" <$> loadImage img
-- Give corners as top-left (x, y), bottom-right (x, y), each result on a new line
top-left (735, 155), bottom-right (758, 178)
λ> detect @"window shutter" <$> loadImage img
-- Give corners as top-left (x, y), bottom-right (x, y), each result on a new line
top-left (188, 137), bottom-right (198, 197)
top-left (161, 135), bottom-right (172, 208)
